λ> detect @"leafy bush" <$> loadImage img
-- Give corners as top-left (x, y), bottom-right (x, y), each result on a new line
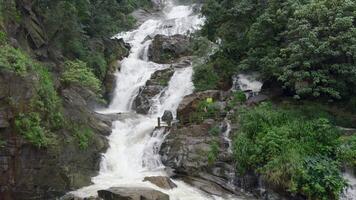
top-left (193, 63), bottom-right (219, 91)
top-left (208, 126), bottom-right (220, 136)
top-left (0, 31), bottom-right (6, 44)
top-left (34, 64), bottom-right (64, 130)
top-left (227, 91), bottom-right (247, 110)
top-left (15, 113), bottom-right (52, 148)
top-left (0, 44), bottom-right (33, 74)
top-left (208, 140), bottom-right (219, 165)
top-left (233, 103), bottom-right (347, 199)
top-left (73, 125), bottom-right (93, 150)
top-left (62, 60), bottom-right (101, 92)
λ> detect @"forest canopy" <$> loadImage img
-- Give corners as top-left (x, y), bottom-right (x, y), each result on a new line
top-left (200, 0), bottom-right (356, 100)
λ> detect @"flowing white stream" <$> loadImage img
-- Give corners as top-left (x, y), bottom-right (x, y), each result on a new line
top-left (71, 1), bottom-right (244, 200)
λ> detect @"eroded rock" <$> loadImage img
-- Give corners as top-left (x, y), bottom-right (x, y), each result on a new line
top-left (143, 176), bottom-right (177, 189)
top-left (148, 34), bottom-right (191, 64)
top-left (98, 187), bottom-right (169, 200)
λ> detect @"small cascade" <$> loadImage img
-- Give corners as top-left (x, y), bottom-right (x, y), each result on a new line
top-left (232, 74), bottom-right (263, 98)
top-left (342, 170), bottom-right (356, 200)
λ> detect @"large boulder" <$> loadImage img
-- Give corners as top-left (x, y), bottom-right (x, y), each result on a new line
top-left (133, 68), bottom-right (175, 114)
top-left (159, 120), bottom-right (237, 195)
top-left (98, 187), bottom-right (169, 200)
top-left (148, 34), bottom-right (191, 64)
top-left (143, 176), bottom-right (177, 189)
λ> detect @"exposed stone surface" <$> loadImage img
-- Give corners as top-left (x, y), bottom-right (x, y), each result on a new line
top-left (143, 176), bottom-right (177, 189)
top-left (159, 119), bottom-right (239, 195)
top-left (0, 71), bottom-right (110, 199)
top-left (98, 187), bottom-right (169, 200)
top-left (133, 68), bottom-right (175, 114)
top-left (161, 111), bottom-right (173, 122)
top-left (148, 34), bottom-right (191, 64)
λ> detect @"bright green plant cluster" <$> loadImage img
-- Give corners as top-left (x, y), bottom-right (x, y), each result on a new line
top-left (62, 60), bottom-right (101, 93)
top-left (34, 64), bottom-right (64, 130)
top-left (207, 140), bottom-right (219, 165)
top-left (233, 102), bottom-right (348, 199)
top-left (73, 125), bottom-right (93, 150)
top-left (15, 113), bottom-right (52, 148)
top-left (0, 44), bottom-right (34, 75)
top-left (227, 91), bottom-right (247, 110)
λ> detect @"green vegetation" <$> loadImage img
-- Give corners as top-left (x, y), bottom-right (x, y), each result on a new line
top-left (208, 140), bottom-right (219, 165)
top-left (233, 102), bottom-right (349, 199)
top-left (188, 100), bottom-right (220, 123)
top-left (62, 60), bottom-right (101, 93)
top-left (193, 63), bottom-right (219, 91)
top-left (200, 0), bottom-right (356, 100)
top-left (0, 44), bottom-right (34, 75)
top-left (337, 135), bottom-right (356, 168)
top-left (227, 91), bottom-right (246, 110)
top-left (15, 113), bottom-right (53, 148)
top-left (208, 126), bottom-right (220, 136)
top-left (31, 0), bottom-right (151, 82)
top-left (72, 125), bottom-right (93, 150)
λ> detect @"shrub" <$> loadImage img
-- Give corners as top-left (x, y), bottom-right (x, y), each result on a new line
top-left (62, 60), bottom-right (101, 92)
top-left (209, 126), bottom-right (220, 136)
top-left (0, 31), bottom-right (6, 44)
top-left (193, 63), bottom-right (219, 91)
top-left (233, 103), bottom-right (347, 199)
top-left (208, 140), bottom-right (219, 165)
top-left (227, 91), bottom-right (247, 109)
top-left (34, 64), bottom-right (64, 130)
top-left (0, 44), bottom-right (33, 75)
top-left (15, 113), bottom-right (51, 148)
top-left (73, 125), bottom-right (93, 150)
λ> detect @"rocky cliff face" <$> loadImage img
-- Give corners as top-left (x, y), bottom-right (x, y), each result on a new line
top-left (0, 1), bottom-right (131, 199)
top-left (0, 67), bottom-right (113, 200)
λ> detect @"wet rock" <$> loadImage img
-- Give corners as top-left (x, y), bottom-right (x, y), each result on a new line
top-left (143, 176), bottom-right (177, 189)
top-left (133, 68), bottom-right (175, 114)
top-left (148, 34), bottom-right (191, 64)
top-left (98, 187), bottom-right (169, 200)
top-left (171, 57), bottom-right (192, 69)
top-left (159, 121), bottom-right (239, 195)
top-left (161, 111), bottom-right (173, 122)
top-left (181, 176), bottom-right (233, 197)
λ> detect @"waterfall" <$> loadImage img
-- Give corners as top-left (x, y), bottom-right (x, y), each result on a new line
top-left (70, 1), bottom-right (244, 199)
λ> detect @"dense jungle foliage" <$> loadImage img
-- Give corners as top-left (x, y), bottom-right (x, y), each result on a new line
top-left (197, 0), bottom-right (355, 100)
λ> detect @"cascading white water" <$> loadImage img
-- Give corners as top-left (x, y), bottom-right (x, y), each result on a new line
top-left (71, 1), bottom-right (245, 200)
top-left (342, 171), bottom-right (356, 200)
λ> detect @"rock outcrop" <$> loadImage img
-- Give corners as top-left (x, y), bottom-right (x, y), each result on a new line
top-left (133, 68), bottom-right (175, 114)
top-left (0, 69), bottom-right (110, 199)
top-left (98, 187), bottom-right (169, 200)
top-left (159, 119), bottom-right (238, 197)
top-left (148, 34), bottom-right (191, 64)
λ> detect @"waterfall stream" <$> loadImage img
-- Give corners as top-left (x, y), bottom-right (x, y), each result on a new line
top-left (70, 1), bottom-right (243, 199)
